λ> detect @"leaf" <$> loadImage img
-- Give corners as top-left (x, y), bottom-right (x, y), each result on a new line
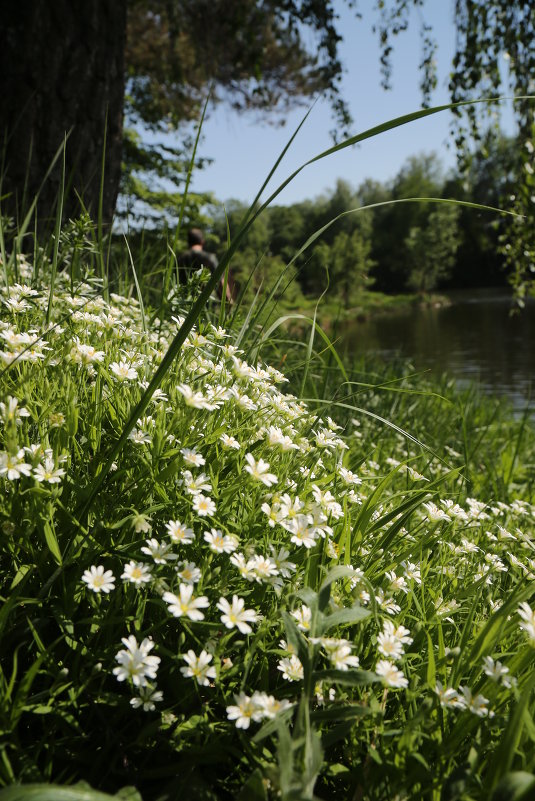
top-left (317, 566), bottom-right (359, 612)
top-left (42, 520), bottom-right (62, 565)
top-left (426, 631), bottom-right (436, 688)
top-left (311, 703), bottom-right (372, 724)
top-left (302, 722), bottom-right (323, 799)
top-left (0, 784), bottom-right (138, 801)
top-left (321, 604), bottom-right (371, 634)
top-left (252, 705), bottom-right (295, 743)
top-left (236, 769), bottom-right (267, 801)
top-left (115, 789), bottom-right (143, 801)
top-left (490, 773), bottom-right (535, 801)
top-left (311, 669), bottom-right (378, 687)
top-left (281, 611), bottom-right (310, 670)
top-left (321, 720), bottom-right (356, 749)
top-left (276, 720), bottom-right (294, 796)
top-left (486, 669), bottom-right (535, 792)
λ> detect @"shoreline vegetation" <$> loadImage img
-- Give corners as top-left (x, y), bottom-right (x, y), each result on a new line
top-left (288, 289), bottom-right (451, 327)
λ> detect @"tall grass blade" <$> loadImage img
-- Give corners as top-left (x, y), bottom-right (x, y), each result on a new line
top-left (76, 95), bottom-right (527, 522)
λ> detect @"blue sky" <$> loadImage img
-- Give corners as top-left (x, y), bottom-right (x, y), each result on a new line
top-left (188, 2), bottom-right (462, 205)
top-left (143, 2), bottom-right (515, 210)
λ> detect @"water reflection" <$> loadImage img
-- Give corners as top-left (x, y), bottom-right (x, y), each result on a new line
top-left (341, 289), bottom-right (535, 412)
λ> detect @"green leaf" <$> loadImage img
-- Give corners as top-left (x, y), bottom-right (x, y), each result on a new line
top-left (321, 604), bottom-right (371, 634)
top-left (236, 769), bottom-right (267, 801)
top-left (281, 611), bottom-right (310, 670)
top-left (252, 705), bottom-right (295, 743)
top-left (490, 773), bottom-right (535, 801)
top-left (0, 784), bottom-right (139, 801)
top-left (317, 566), bottom-right (359, 612)
top-left (486, 670), bottom-right (535, 792)
top-left (426, 631), bottom-right (436, 688)
top-left (311, 669), bottom-right (378, 687)
top-left (276, 720), bottom-right (294, 796)
top-left (311, 703), bottom-right (372, 723)
top-left (115, 789), bottom-right (143, 801)
top-left (42, 519), bottom-right (62, 565)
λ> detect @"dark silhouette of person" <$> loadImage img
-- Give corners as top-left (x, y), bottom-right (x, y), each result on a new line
top-left (177, 228), bottom-right (232, 301)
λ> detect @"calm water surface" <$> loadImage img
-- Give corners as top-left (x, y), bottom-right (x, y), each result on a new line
top-left (342, 289), bottom-right (535, 412)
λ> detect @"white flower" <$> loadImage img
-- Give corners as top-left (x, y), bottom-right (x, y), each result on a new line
top-left (385, 570), bottom-right (408, 594)
top-left (375, 660), bottom-right (408, 688)
top-left (327, 643), bottom-right (360, 671)
top-left (277, 655), bottom-right (304, 682)
top-left (220, 433), bottom-right (240, 450)
top-left (402, 561), bottom-right (422, 584)
top-left (180, 649), bottom-right (216, 686)
top-left (110, 361), bottom-right (138, 381)
top-left (291, 605), bottom-right (312, 632)
top-left (459, 686), bottom-right (491, 717)
top-left (141, 538), bottom-right (177, 564)
top-left (248, 554), bottom-right (279, 582)
top-left (252, 692), bottom-right (293, 719)
top-left (192, 494), bottom-right (216, 517)
top-left (82, 565), bottom-right (115, 594)
top-left (217, 595), bottom-right (258, 634)
top-left (377, 620), bottom-right (413, 661)
top-left (422, 501), bottom-right (450, 522)
top-left (130, 686), bottom-right (163, 711)
top-left (482, 656), bottom-right (511, 685)
top-left (176, 561), bottom-right (202, 584)
top-left (0, 396), bottom-right (31, 424)
top-left (163, 584), bottom-right (209, 620)
top-left (132, 513), bottom-right (152, 533)
top-left (33, 457), bottom-right (66, 484)
top-left (203, 528), bottom-right (238, 554)
top-left (310, 637), bottom-right (360, 670)
top-left (518, 602), bottom-right (535, 642)
top-left (0, 450), bottom-right (33, 480)
top-left (166, 519), bottom-right (195, 545)
top-left (266, 426), bottom-right (298, 451)
top-left (182, 470), bottom-right (212, 495)
top-left (72, 342), bottom-right (105, 366)
top-left (230, 552), bottom-right (257, 581)
top-left (270, 547), bottom-right (296, 577)
top-left (121, 561), bottom-right (152, 585)
top-left (435, 682), bottom-right (464, 709)
top-left (288, 516), bottom-right (317, 549)
top-left (128, 428), bottom-right (152, 445)
top-left (113, 636), bottom-right (160, 687)
top-left (226, 692), bottom-right (263, 729)
top-left (338, 467), bottom-right (361, 485)
top-left (181, 448), bottom-right (205, 467)
top-left (176, 383), bottom-right (215, 410)
top-left (244, 453), bottom-right (278, 487)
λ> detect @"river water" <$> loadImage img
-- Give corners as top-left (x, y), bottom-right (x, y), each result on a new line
top-left (341, 288), bottom-right (535, 413)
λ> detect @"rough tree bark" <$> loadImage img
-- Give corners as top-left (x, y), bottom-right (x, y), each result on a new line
top-left (0, 0), bottom-right (126, 229)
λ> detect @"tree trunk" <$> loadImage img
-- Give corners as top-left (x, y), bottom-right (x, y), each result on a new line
top-left (0, 0), bottom-right (126, 231)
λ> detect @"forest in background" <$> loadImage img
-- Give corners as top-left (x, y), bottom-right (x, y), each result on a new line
top-left (122, 132), bottom-right (525, 314)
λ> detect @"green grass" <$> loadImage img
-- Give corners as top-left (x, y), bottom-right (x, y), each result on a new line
top-left (0, 243), bottom-right (534, 801)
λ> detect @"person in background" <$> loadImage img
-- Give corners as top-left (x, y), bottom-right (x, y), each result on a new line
top-left (177, 228), bottom-right (233, 302)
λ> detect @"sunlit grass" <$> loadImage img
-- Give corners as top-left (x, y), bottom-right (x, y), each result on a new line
top-left (0, 243), bottom-right (534, 801)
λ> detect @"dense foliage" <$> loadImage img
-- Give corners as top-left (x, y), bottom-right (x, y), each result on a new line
top-left (194, 144), bottom-right (526, 309)
top-left (1, 243), bottom-right (534, 800)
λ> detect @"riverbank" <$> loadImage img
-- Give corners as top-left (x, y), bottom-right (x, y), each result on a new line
top-left (279, 288), bottom-right (450, 329)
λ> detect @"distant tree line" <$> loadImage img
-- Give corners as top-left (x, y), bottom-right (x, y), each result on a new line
top-left (207, 135), bottom-right (518, 307)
